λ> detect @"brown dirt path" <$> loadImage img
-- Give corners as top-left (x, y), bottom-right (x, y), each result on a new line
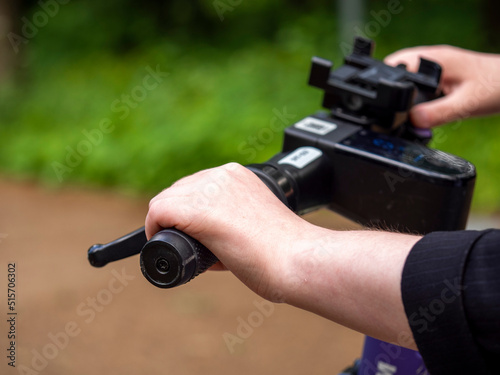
top-left (0, 178), bottom-right (364, 375)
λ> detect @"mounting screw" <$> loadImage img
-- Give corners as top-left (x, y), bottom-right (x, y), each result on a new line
top-left (156, 258), bottom-right (170, 274)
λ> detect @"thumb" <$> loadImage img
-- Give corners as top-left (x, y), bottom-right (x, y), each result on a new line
top-left (411, 92), bottom-right (467, 128)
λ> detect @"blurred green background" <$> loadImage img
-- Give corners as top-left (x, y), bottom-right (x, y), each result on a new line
top-left (1, 0), bottom-right (499, 211)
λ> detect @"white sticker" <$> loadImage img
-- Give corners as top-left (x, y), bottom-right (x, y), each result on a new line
top-left (278, 147), bottom-right (323, 169)
top-left (294, 117), bottom-right (337, 135)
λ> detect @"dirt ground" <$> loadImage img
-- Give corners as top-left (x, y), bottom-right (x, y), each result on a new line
top-left (0, 177), bottom-right (365, 375)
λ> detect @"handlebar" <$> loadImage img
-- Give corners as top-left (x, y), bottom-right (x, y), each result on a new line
top-left (87, 147), bottom-right (330, 288)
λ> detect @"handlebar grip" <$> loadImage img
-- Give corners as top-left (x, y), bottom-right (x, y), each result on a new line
top-left (140, 228), bottom-right (219, 288)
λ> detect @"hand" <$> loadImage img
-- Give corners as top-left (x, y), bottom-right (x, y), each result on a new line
top-left (385, 45), bottom-right (500, 128)
top-left (145, 162), bottom-right (311, 301)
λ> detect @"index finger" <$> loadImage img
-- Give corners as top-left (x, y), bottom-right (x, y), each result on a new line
top-left (384, 48), bottom-right (424, 71)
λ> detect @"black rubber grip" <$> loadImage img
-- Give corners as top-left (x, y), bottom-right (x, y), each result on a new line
top-left (140, 228), bottom-right (219, 288)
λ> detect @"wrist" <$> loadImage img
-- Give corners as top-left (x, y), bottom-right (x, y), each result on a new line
top-left (257, 218), bottom-right (326, 303)
top-left (279, 223), bottom-right (341, 304)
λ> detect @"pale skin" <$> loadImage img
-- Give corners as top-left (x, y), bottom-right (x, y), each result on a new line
top-left (384, 45), bottom-right (500, 128)
top-left (145, 46), bottom-right (500, 350)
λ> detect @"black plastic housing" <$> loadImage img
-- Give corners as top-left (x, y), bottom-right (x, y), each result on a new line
top-left (282, 114), bottom-right (475, 234)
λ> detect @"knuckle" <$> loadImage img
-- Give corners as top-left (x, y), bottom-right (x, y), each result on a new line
top-left (207, 163), bottom-right (244, 186)
top-left (222, 162), bottom-right (250, 180)
top-left (147, 199), bottom-right (162, 218)
top-left (149, 186), bottom-right (171, 208)
top-left (222, 162), bottom-right (244, 173)
top-left (438, 44), bottom-right (453, 50)
top-left (148, 197), bottom-right (157, 209)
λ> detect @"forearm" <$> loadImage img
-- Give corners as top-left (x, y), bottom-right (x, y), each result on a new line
top-left (283, 224), bottom-right (421, 349)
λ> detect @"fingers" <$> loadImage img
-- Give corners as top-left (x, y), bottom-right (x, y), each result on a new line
top-left (384, 48), bottom-right (425, 71)
top-left (410, 94), bottom-right (461, 128)
top-left (145, 163), bottom-right (248, 240)
top-left (145, 198), bottom-right (174, 240)
top-left (148, 169), bottom-right (212, 209)
top-left (384, 45), bottom-right (476, 128)
top-left (411, 79), bottom-right (488, 128)
top-left (384, 45), bottom-right (461, 74)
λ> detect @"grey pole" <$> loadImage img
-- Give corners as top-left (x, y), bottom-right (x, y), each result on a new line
top-left (338, 0), bottom-right (365, 56)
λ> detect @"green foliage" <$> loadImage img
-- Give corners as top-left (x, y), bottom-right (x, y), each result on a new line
top-left (1, 0), bottom-right (500, 212)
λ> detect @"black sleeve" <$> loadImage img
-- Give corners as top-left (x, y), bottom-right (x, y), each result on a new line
top-left (401, 229), bottom-right (500, 375)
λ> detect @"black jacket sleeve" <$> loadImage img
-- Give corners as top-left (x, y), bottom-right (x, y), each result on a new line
top-left (401, 229), bottom-right (500, 375)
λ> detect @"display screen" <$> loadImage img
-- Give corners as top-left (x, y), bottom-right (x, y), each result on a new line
top-left (341, 130), bottom-right (472, 176)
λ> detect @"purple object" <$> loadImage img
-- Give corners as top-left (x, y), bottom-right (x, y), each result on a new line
top-left (411, 127), bottom-right (433, 139)
top-left (357, 337), bottom-right (428, 375)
